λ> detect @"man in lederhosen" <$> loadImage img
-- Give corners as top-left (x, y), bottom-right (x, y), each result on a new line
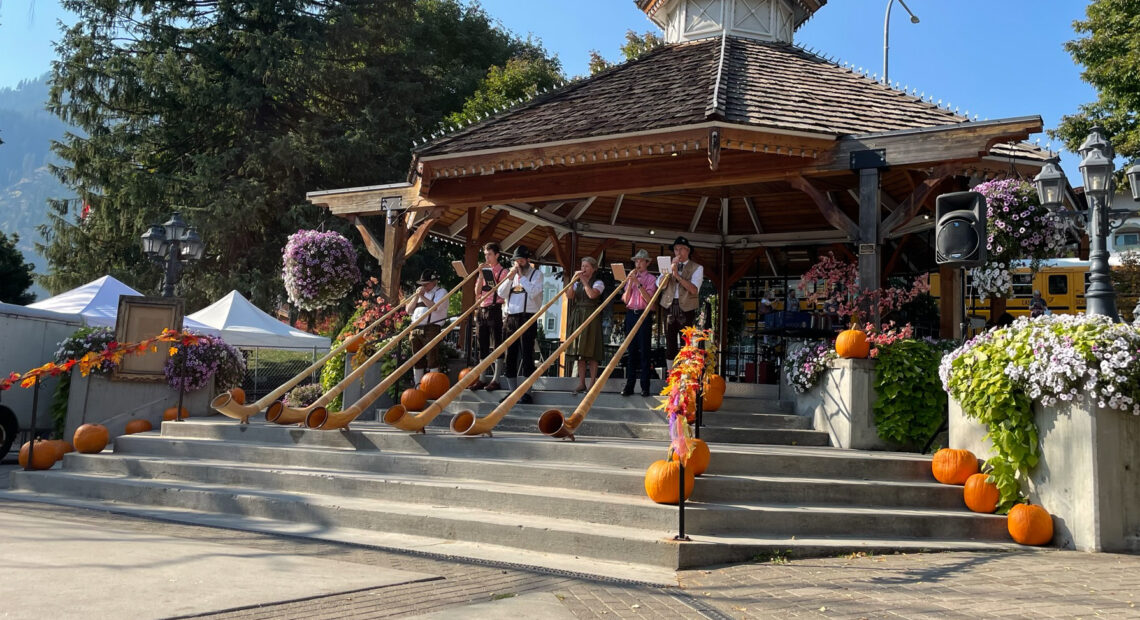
top-left (496, 246), bottom-right (543, 404)
top-left (405, 269), bottom-right (448, 385)
top-left (658, 236), bottom-right (704, 369)
top-left (621, 249), bottom-right (658, 397)
top-left (470, 242), bottom-right (508, 391)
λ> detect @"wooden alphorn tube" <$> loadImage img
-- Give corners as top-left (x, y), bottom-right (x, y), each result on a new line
top-left (538, 274), bottom-right (672, 440)
top-left (268, 266), bottom-right (477, 425)
top-left (306, 284), bottom-right (496, 430)
top-left (384, 276), bottom-right (580, 433)
top-left (209, 267), bottom-right (451, 424)
top-left (451, 272), bottom-right (628, 437)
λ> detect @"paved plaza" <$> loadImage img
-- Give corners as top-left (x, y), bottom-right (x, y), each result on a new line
top-left (2, 463), bottom-right (1139, 619)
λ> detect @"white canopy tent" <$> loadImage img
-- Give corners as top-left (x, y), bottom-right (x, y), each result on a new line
top-left (28, 275), bottom-right (211, 331)
top-left (185, 290), bottom-right (330, 350)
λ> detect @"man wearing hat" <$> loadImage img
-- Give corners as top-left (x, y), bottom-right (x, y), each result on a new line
top-left (405, 269), bottom-right (448, 385)
top-left (658, 236), bottom-right (704, 367)
top-left (621, 249), bottom-right (659, 397)
top-left (496, 246), bottom-right (544, 404)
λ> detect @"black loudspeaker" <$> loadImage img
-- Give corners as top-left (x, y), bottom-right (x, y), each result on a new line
top-left (935, 191), bottom-right (986, 267)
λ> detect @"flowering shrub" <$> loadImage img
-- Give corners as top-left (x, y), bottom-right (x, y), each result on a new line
top-left (285, 383), bottom-right (323, 408)
top-left (165, 334), bottom-right (246, 393)
top-left (968, 179), bottom-right (1066, 300)
top-left (942, 314), bottom-right (1140, 510)
top-left (798, 254), bottom-right (929, 320)
top-left (55, 327), bottom-right (118, 374)
top-left (861, 321), bottom-right (915, 358)
top-left (784, 341), bottom-right (836, 393)
top-left (282, 230), bottom-right (361, 311)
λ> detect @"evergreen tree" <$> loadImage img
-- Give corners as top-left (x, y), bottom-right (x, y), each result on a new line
top-left (588, 30), bottom-right (664, 76)
top-left (41, 0), bottom-right (548, 311)
top-left (0, 232), bottom-right (36, 304)
top-left (1051, 1), bottom-right (1140, 163)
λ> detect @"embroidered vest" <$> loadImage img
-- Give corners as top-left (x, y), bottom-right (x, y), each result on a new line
top-left (659, 261), bottom-right (700, 313)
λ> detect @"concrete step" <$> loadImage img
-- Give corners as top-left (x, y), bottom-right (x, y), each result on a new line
top-left (436, 399), bottom-right (811, 430)
top-left (104, 437), bottom-right (971, 509)
top-left (445, 388), bottom-right (793, 414)
top-left (156, 421), bottom-right (928, 481)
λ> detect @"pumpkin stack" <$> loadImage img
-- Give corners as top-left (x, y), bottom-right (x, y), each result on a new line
top-left (703, 374), bottom-right (726, 412)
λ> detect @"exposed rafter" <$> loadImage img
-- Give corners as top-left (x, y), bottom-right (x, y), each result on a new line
top-left (609, 194), bottom-right (624, 225)
top-left (566, 196), bottom-right (598, 222)
top-left (743, 197), bottom-right (763, 233)
top-left (787, 175), bottom-right (860, 240)
top-left (689, 196), bottom-right (709, 232)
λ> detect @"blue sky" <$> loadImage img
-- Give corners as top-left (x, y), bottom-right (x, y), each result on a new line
top-left (1, 0), bottom-right (1097, 177)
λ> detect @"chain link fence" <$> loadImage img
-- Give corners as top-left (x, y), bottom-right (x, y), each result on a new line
top-left (240, 348), bottom-right (324, 402)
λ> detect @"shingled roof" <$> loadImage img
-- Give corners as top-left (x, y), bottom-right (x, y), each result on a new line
top-left (417, 35), bottom-right (976, 158)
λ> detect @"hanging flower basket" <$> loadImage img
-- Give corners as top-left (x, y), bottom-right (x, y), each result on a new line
top-left (165, 334), bottom-right (246, 393)
top-left (282, 230), bottom-right (360, 311)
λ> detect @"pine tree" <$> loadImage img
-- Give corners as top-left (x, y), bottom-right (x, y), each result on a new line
top-left (0, 232), bottom-right (36, 304)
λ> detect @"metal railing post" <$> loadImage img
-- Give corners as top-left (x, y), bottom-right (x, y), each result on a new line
top-left (24, 378), bottom-right (39, 471)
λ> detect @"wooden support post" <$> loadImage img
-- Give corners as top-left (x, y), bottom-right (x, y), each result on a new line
top-left (858, 168), bottom-right (882, 324)
top-left (939, 266), bottom-right (962, 340)
top-left (717, 245), bottom-right (728, 375)
top-left (461, 207), bottom-right (482, 357)
top-left (380, 210), bottom-right (409, 303)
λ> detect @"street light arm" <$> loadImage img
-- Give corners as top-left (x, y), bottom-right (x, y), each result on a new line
top-left (883, 0), bottom-right (920, 83)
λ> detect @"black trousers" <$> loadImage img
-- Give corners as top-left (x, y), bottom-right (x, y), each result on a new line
top-left (475, 306), bottom-right (504, 360)
top-left (504, 313), bottom-right (536, 378)
top-left (624, 309), bottom-right (653, 391)
top-left (664, 304), bottom-right (696, 362)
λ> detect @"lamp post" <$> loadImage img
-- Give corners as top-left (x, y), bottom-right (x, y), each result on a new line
top-left (883, 0), bottom-right (920, 83)
top-left (140, 212), bottom-right (205, 297)
top-left (1033, 127), bottom-right (1140, 320)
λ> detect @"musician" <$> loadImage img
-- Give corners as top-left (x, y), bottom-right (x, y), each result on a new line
top-left (405, 269), bottom-right (448, 386)
top-left (621, 249), bottom-right (658, 397)
top-left (565, 256), bottom-right (605, 395)
top-left (658, 236), bottom-right (704, 367)
top-left (496, 246), bottom-right (544, 404)
top-left (470, 242), bottom-right (508, 391)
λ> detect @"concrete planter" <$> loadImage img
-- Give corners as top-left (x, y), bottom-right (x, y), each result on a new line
top-left (793, 358), bottom-right (892, 451)
top-left (950, 397), bottom-right (1140, 552)
top-left (339, 353), bottom-right (395, 419)
top-left (66, 372), bottom-right (213, 440)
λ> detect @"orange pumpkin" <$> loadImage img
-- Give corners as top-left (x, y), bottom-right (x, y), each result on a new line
top-left (230, 387), bottom-right (246, 405)
top-left (400, 388), bottom-right (428, 412)
top-left (344, 335), bottom-right (361, 353)
top-left (19, 440), bottom-right (59, 470)
top-left (644, 459), bottom-right (695, 504)
top-left (124, 419), bottom-right (153, 435)
top-left (163, 406), bottom-right (188, 421)
top-left (458, 367), bottom-right (474, 382)
top-left (705, 374), bottom-right (726, 397)
top-left (670, 438), bottom-right (711, 476)
top-left (836, 329), bottom-right (870, 359)
top-left (963, 473), bottom-right (1001, 513)
top-left (931, 448), bottom-right (979, 485)
top-left (1008, 503), bottom-right (1053, 546)
top-left (57, 440), bottom-right (75, 455)
top-left (702, 389), bottom-right (723, 412)
top-left (73, 423), bottom-right (109, 454)
top-left (420, 372), bottom-right (450, 400)
top-left (45, 439), bottom-right (69, 462)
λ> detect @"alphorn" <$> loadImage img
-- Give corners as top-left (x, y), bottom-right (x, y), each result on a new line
top-left (305, 284), bottom-right (497, 430)
top-left (384, 273), bottom-right (581, 433)
top-left (451, 266), bottom-right (629, 436)
top-left (209, 260), bottom-right (465, 424)
top-left (538, 274), bottom-right (672, 440)
top-left (267, 264), bottom-right (478, 425)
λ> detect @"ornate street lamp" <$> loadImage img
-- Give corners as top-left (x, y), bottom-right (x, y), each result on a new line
top-left (140, 212), bottom-right (204, 297)
top-left (1034, 127), bottom-right (1140, 320)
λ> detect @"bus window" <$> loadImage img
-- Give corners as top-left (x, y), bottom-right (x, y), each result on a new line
top-left (1048, 275), bottom-right (1067, 295)
top-left (1012, 273), bottom-right (1033, 298)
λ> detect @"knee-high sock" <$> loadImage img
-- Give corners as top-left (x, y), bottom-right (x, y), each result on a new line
top-left (413, 368), bottom-right (425, 385)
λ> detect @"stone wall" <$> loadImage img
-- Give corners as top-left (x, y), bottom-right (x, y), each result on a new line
top-left (793, 358), bottom-right (891, 451)
top-left (66, 372), bottom-right (213, 440)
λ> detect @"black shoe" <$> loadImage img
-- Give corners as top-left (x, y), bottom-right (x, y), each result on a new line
top-left (520, 393), bottom-right (534, 405)
top-left (641, 390), bottom-right (651, 397)
top-left (621, 384), bottom-right (634, 397)
top-left (484, 381), bottom-right (501, 392)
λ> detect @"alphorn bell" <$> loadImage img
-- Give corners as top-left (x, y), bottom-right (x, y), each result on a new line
top-left (306, 284), bottom-right (497, 430)
top-left (268, 264), bottom-right (477, 425)
top-left (538, 274), bottom-right (672, 440)
top-left (384, 273), bottom-right (582, 433)
top-left (451, 265), bottom-right (629, 437)
top-left (208, 262), bottom-right (465, 424)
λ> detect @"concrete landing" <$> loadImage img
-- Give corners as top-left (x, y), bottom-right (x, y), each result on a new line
top-left (0, 508), bottom-right (438, 619)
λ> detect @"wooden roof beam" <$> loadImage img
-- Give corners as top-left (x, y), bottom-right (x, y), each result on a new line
top-left (881, 165), bottom-right (958, 238)
top-left (474, 209), bottom-right (510, 244)
top-left (787, 175), bottom-right (861, 240)
top-left (609, 195), bottom-right (624, 225)
top-left (447, 206), bottom-right (485, 236)
top-left (307, 181), bottom-right (438, 217)
top-left (576, 221), bottom-right (849, 248)
top-left (566, 196), bottom-right (597, 222)
top-left (689, 196), bottom-right (709, 232)
top-left (743, 197), bottom-right (763, 233)
top-left (826, 116), bottom-right (1043, 171)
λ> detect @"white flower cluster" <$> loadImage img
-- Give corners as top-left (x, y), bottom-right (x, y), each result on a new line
top-left (967, 262), bottom-right (1013, 301)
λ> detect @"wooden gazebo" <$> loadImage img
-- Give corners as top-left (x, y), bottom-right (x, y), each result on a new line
top-left (307, 0), bottom-right (1048, 345)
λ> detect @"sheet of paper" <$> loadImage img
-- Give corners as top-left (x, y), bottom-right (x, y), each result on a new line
top-left (656, 256), bottom-right (672, 275)
top-left (451, 260), bottom-right (467, 277)
top-left (611, 264), bottom-right (627, 281)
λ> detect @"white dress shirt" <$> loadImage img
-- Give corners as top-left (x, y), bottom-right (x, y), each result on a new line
top-left (411, 287), bottom-right (448, 325)
top-left (497, 266), bottom-right (544, 314)
top-left (657, 262), bottom-right (704, 298)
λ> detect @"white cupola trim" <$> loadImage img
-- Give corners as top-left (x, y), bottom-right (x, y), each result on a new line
top-left (642, 0), bottom-right (821, 44)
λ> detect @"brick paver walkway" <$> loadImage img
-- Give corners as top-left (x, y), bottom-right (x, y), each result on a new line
top-left (3, 462), bottom-right (1139, 618)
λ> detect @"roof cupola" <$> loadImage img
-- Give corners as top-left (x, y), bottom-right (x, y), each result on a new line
top-left (638, 0), bottom-right (825, 44)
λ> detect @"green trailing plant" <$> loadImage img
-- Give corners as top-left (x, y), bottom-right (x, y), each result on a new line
top-left (319, 348), bottom-right (346, 413)
top-left (873, 340), bottom-right (948, 447)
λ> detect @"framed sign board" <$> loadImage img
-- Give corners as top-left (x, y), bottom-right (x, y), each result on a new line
top-left (112, 296), bottom-right (184, 382)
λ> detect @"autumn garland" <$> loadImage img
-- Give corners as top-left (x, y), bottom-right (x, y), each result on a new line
top-left (657, 327), bottom-right (715, 466)
top-left (0, 329), bottom-right (201, 391)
